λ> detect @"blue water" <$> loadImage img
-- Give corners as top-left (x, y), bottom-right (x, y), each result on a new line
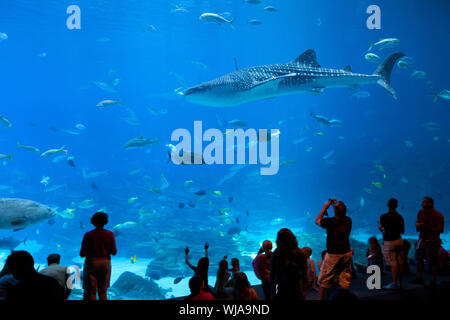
top-left (0, 0), bottom-right (449, 298)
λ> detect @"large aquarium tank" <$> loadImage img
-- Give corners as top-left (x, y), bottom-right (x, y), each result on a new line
top-left (0, 0), bottom-right (449, 300)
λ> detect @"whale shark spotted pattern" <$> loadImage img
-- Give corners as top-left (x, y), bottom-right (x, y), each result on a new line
top-left (184, 49), bottom-right (406, 107)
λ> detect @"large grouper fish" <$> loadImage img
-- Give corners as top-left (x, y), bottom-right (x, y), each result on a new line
top-left (183, 49), bottom-right (406, 107)
top-left (0, 198), bottom-right (57, 231)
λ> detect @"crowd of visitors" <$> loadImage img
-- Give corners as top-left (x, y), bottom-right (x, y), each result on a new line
top-left (184, 196), bottom-right (447, 300)
top-left (0, 196), bottom-right (447, 301)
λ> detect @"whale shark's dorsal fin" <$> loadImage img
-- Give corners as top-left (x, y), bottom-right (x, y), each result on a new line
top-left (343, 65), bottom-right (352, 72)
top-left (292, 49), bottom-right (320, 67)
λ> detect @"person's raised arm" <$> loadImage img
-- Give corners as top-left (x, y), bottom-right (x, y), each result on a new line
top-left (185, 247), bottom-right (195, 270)
top-left (316, 200), bottom-right (333, 227)
top-left (258, 246), bottom-right (264, 255)
top-left (204, 242), bottom-right (209, 258)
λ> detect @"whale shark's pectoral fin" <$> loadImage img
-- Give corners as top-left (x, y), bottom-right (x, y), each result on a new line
top-left (11, 218), bottom-right (27, 227)
top-left (250, 73), bottom-right (298, 91)
top-left (308, 87), bottom-right (324, 95)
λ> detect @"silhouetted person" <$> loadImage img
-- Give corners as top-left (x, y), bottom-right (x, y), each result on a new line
top-left (402, 239), bottom-right (412, 274)
top-left (185, 275), bottom-right (214, 300)
top-left (0, 255), bottom-right (18, 300)
top-left (185, 242), bottom-right (211, 292)
top-left (367, 237), bottom-right (383, 270)
top-left (213, 257), bottom-right (230, 298)
top-left (80, 212), bottom-right (117, 300)
top-left (410, 197), bottom-right (444, 287)
top-left (232, 272), bottom-right (258, 300)
top-left (6, 251), bottom-right (64, 300)
top-left (303, 247), bottom-right (318, 292)
top-left (378, 198), bottom-right (405, 288)
top-left (40, 253), bottom-right (71, 299)
top-left (226, 257), bottom-right (240, 288)
top-left (252, 240), bottom-right (273, 299)
top-left (315, 199), bottom-right (352, 300)
top-left (270, 228), bottom-right (307, 301)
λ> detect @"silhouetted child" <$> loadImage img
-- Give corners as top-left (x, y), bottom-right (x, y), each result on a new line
top-left (252, 240), bottom-right (273, 300)
top-left (213, 257), bottom-right (230, 299)
top-left (403, 239), bottom-right (412, 274)
top-left (303, 247), bottom-right (318, 291)
top-left (367, 237), bottom-right (383, 271)
top-left (225, 258), bottom-right (240, 288)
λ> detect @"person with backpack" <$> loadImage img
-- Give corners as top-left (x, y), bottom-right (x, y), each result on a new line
top-left (270, 228), bottom-right (307, 300)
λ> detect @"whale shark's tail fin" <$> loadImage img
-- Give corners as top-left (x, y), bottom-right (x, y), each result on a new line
top-left (229, 18), bottom-right (235, 30)
top-left (374, 52), bottom-right (406, 99)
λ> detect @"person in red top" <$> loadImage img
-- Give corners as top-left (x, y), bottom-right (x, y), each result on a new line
top-left (410, 197), bottom-right (444, 287)
top-left (80, 211), bottom-right (117, 300)
top-left (252, 240), bottom-right (272, 300)
top-left (185, 276), bottom-right (214, 300)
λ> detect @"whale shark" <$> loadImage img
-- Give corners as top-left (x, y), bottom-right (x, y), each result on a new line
top-left (183, 49), bottom-right (405, 107)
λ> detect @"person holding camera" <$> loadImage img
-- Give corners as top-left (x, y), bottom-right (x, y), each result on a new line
top-left (409, 197), bottom-right (444, 287)
top-left (315, 199), bottom-right (352, 300)
top-left (252, 240), bottom-right (273, 300)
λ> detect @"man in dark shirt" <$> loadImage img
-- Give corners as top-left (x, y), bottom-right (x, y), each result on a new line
top-left (410, 197), bottom-right (444, 287)
top-left (6, 251), bottom-right (64, 301)
top-left (378, 198), bottom-right (405, 289)
top-left (315, 199), bottom-right (352, 300)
